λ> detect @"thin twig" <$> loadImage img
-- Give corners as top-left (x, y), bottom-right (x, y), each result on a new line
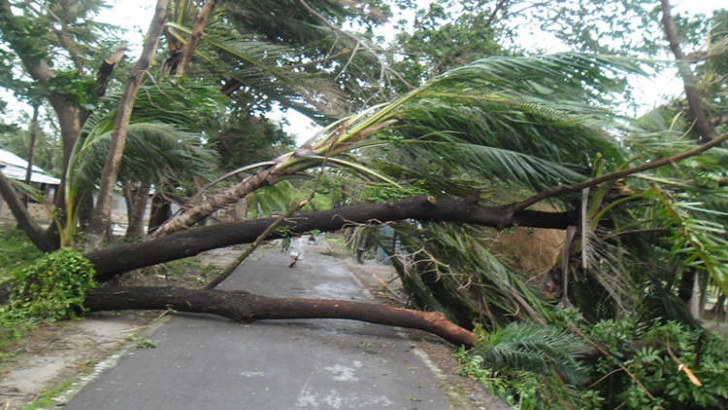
top-left (571, 326), bottom-right (662, 407)
top-left (204, 141), bottom-right (335, 289)
top-left (296, 0), bottom-right (413, 90)
top-left (666, 342), bottom-right (703, 387)
top-left (203, 199), bottom-right (307, 289)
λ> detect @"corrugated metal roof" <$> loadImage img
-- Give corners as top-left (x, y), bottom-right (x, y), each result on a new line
top-left (0, 148), bottom-right (61, 185)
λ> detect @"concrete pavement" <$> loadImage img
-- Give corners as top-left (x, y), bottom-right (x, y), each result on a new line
top-left (62, 240), bottom-right (464, 409)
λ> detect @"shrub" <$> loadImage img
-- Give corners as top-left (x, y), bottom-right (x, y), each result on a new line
top-left (458, 319), bottom-right (728, 409)
top-left (6, 248), bottom-right (97, 321)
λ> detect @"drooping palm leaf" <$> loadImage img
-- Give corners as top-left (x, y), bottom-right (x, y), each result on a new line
top-left (72, 122), bottom-right (219, 190)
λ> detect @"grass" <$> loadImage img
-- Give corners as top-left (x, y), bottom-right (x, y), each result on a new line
top-left (22, 377), bottom-right (76, 410)
top-left (0, 227), bottom-right (45, 282)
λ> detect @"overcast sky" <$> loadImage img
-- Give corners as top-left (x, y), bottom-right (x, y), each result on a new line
top-left (4, 1), bottom-right (727, 145)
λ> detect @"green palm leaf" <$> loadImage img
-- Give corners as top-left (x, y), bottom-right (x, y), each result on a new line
top-left (72, 123), bottom-right (218, 190)
top-left (473, 322), bottom-right (591, 386)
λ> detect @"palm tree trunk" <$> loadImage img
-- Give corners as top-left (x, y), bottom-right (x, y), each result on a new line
top-left (151, 163), bottom-right (278, 237)
top-left (86, 0), bottom-right (168, 251)
top-left (177, 0), bottom-right (218, 77)
top-left (123, 181), bottom-right (151, 241)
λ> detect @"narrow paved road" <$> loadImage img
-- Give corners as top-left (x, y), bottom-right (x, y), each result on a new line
top-left (63, 240), bottom-right (459, 409)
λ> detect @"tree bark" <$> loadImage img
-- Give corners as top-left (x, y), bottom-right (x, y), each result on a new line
top-left (88, 195), bottom-right (576, 280)
top-left (0, 0), bottom-right (81, 213)
top-left (147, 188), bottom-right (172, 234)
top-left (150, 161), bottom-right (279, 237)
top-left (0, 173), bottom-right (57, 252)
top-left (177, 0), bottom-right (218, 77)
top-left (660, 0), bottom-right (718, 143)
top-left (123, 181), bottom-right (151, 240)
top-left (84, 286), bottom-right (476, 347)
top-left (86, 0), bottom-right (168, 250)
top-left (23, 104), bottom-right (40, 206)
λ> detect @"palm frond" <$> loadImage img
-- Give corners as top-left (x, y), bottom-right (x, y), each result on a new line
top-left (298, 52), bottom-right (641, 201)
top-left (391, 222), bottom-right (554, 328)
top-left (72, 123), bottom-right (219, 190)
top-left (362, 141), bottom-right (588, 196)
top-left (474, 322), bottom-right (591, 385)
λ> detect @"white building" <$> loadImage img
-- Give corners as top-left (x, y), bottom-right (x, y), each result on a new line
top-left (0, 147), bottom-right (61, 223)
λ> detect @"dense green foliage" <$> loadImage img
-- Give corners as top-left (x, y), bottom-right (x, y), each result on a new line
top-left (458, 318), bottom-right (728, 409)
top-left (0, 245), bottom-right (96, 350)
top-left (4, 249), bottom-right (96, 322)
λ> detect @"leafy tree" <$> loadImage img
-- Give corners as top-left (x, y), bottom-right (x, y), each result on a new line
top-left (389, 0), bottom-right (504, 89)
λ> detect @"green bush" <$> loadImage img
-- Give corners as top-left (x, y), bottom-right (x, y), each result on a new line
top-left (457, 322), bottom-right (601, 409)
top-left (6, 248), bottom-right (97, 321)
top-left (589, 319), bottom-right (728, 409)
top-left (457, 319), bottom-right (728, 409)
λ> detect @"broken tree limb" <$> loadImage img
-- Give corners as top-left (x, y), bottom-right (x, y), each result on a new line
top-left (84, 286), bottom-right (477, 347)
top-left (88, 195), bottom-right (577, 280)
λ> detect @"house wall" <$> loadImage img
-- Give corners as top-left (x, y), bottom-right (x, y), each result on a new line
top-left (0, 201), bottom-right (54, 226)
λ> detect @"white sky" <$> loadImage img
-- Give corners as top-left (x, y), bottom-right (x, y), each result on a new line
top-left (4, 1), bottom-right (727, 145)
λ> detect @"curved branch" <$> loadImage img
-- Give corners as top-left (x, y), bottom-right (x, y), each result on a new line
top-left (511, 131), bottom-right (728, 213)
top-left (0, 173), bottom-right (57, 252)
top-left (51, 0), bottom-right (85, 71)
top-left (84, 286), bottom-right (476, 347)
top-left (660, 0), bottom-right (717, 143)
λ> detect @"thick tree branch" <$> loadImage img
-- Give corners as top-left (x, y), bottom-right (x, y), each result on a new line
top-left (660, 0), bottom-right (717, 143)
top-left (0, 0), bottom-right (54, 83)
top-left (51, 0), bottom-right (85, 72)
top-left (84, 286), bottom-right (476, 347)
top-left (88, 195), bottom-right (576, 280)
top-left (0, 173), bottom-right (57, 252)
top-left (95, 43), bottom-right (126, 98)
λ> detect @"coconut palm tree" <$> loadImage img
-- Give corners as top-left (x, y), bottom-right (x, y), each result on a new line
top-left (0, 0), bottom-right (394, 248)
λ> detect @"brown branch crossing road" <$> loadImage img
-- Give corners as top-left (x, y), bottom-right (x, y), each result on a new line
top-left (63, 240), bottom-right (491, 409)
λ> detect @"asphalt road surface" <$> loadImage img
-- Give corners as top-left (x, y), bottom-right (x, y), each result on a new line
top-left (63, 240), bottom-right (461, 409)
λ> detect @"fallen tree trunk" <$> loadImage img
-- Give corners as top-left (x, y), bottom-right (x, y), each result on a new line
top-left (88, 196), bottom-right (576, 281)
top-left (84, 286), bottom-right (477, 347)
